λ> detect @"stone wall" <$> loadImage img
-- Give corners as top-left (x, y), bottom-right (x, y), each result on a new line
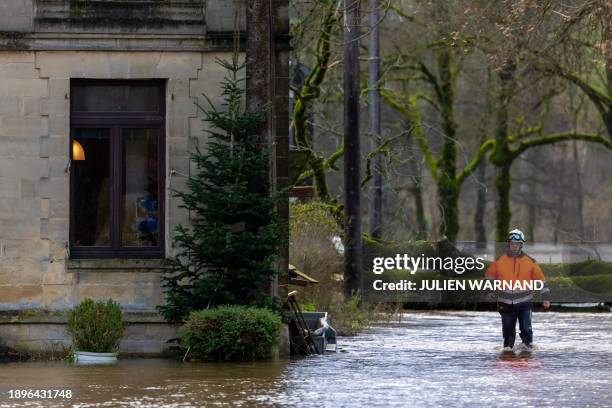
top-left (0, 50), bottom-right (232, 312)
top-left (0, 50), bottom-right (235, 352)
top-left (0, 310), bottom-right (178, 354)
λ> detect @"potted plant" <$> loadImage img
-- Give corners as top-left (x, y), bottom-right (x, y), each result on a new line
top-left (67, 298), bottom-right (126, 364)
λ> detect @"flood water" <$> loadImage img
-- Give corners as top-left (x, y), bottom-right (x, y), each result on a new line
top-left (1, 311), bottom-right (611, 407)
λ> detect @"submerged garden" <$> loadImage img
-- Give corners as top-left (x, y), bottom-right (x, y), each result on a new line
top-left (1, 0), bottom-right (612, 406)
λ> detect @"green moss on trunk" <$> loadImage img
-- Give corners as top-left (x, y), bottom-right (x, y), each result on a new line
top-left (495, 163), bottom-right (512, 244)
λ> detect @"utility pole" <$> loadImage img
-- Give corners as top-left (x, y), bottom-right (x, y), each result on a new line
top-left (343, 0), bottom-right (363, 300)
top-left (368, 0), bottom-right (382, 239)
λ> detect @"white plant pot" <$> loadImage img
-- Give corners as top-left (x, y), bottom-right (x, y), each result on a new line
top-left (75, 351), bottom-right (118, 365)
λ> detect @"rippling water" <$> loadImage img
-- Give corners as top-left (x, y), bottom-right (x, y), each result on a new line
top-left (1, 311), bottom-right (611, 407)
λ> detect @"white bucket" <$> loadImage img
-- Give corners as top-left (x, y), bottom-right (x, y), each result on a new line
top-left (74, 351), bottom-right (118, 365)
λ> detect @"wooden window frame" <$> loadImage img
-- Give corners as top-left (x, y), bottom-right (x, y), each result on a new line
top-left (69, 79), bottom-right (166, 259)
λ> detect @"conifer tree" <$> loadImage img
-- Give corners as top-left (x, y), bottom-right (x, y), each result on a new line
top-left (158, 56), bottom-right (284, 324)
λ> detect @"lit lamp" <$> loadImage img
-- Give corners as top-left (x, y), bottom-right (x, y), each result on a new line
top-left (72, 140), bottom-right (85, 161)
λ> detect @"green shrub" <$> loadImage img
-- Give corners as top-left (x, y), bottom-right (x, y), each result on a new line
top-left (542, 260), bottom-right (612, 277)
top-left (179, 305), bottom-right (281, 361)
top-left (300, 302), bottom-right (317, 312)
top-left (548, 274), bottom-right (612, 294)
top-left (66, 298), bottom-right (126, 353)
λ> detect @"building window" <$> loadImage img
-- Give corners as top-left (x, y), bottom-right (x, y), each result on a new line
top-left (70, 80), bottom-right (165, 259)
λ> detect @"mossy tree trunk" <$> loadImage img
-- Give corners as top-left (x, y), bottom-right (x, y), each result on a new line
top-left (438, 178), bottom-right (460, 242)
top-left (494, 163), bottom-right (512, 243)
top-left (490, 59), bottom-right (515, 244)
top-left (436, 50), bottom-right (460, 241)
top-left (413, 182), bottom-right (427, 240)
top-left (525, 150), bottom-right (538, 242)
top-left (473, 158), bottom-right (487, 249)
top-left (408, 136), bottom-right (428, 240)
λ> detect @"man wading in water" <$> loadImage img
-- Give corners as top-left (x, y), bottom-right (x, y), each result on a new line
top-left (485, 229), bottom-right (551, 351)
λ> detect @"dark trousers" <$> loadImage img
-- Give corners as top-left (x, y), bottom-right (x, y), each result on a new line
top-left (498, 303), bottom-right (533, 348)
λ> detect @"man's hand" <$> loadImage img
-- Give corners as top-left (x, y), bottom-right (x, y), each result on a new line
top-left (485, 292), bottom-right (496, 302)
top-left (543, 300), bottom-right (550, 310)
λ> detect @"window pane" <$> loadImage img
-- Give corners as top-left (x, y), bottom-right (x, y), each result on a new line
top-left (122, 128), bottom-right (159, 246)
top-left (72, 84), bottom-right (160, 112)
top-left (72, 128), bottom-right (111, 246)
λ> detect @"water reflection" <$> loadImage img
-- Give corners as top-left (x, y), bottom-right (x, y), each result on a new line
top-left (494, 352), bottom-right (543, 371)
top-left (1, 312), bottom-right (611, 407)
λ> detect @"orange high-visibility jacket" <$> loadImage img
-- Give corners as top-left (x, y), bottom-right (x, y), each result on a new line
top-left (485, 253), bottom-right (551, 304)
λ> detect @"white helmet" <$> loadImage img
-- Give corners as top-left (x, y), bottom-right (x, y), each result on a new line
top-left (507, 229), bottom-right (525, 242)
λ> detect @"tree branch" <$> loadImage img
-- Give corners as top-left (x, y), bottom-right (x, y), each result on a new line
top-left (380, 89), bottom-right (439, 179)
top-left (511, 132), bottom-right (612, 159)
top-left (457, 139), bottom-right (496, 185)
top-left (407, 97), bottom-right (439, 180)
top-left (361, 133), bottom-right (404, 187)
top-left (550, 65), bottom-right (611, 112)
top-left (507, 125), bottom-right (543, 143)
top-left (295, 144), bottom-right (345, 184)
top-left (413, 92), bottom-right (440, 112)
top-left (416, 60), bottom-right (444, 104)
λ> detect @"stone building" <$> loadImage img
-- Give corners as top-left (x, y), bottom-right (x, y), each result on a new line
top-left (0, 1), bottom-right (289, 354)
